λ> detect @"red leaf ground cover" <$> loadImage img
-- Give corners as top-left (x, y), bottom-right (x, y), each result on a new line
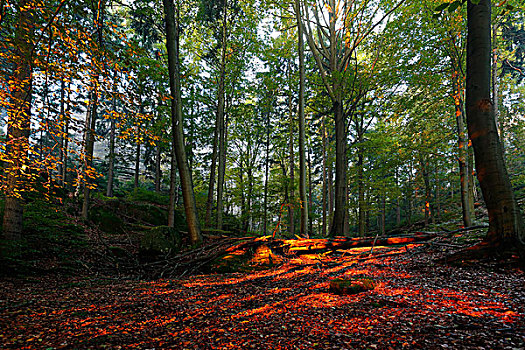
top-left (1, 245), bottom-right (523, 349)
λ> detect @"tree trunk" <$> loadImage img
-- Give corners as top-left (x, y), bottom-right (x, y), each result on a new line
top-left (329, 100), bottom-right (347, 237)
top-left (215, 2), bottom-right (228, 231)
top-left (168, 146), bottom-right (177, 227)
top-left (307, 139), bottom-right (314, 236)
top-left (288, 76), bottom-right (295, 237)
top-left (134, 124), bottom-right (141, 189)
top-left (81, 87), bottom-right (98, 220)
top-left (81, 2), bottom-right (105, 220)
top-left (163, 0), bottom-right (202, 244)
top-left (466, 0), bottom-right (524, 251)
top-left (321, 117), bottom-right (328, 237)
top-left (454, 73), bottom-right (472, 227)
top-left (419, 156), bottom-right (432, 227)
top-left (295, 0), bottom-right (308, 238)
top-left (205, 115), bottom-right (219, 228)
top-left (155, 143), bottom-right (162, 193)
top-left (357, 146), bottom-right (365, 237)
top-left (263, 111), bottom-right (270, 234)
top-left (2, 0), bottom-right (33, 242)
top-left (106, 98), bottom-right (116, 197)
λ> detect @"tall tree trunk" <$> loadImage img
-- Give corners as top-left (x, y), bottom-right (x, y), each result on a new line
top-left (81, 86), bottom-right (98, 220)
top-left (381, 195), bottom-right (386, 235)
top-left (307, 139), bottom-right (314, 236)
top-left (295, 0), bottom-right (308, 238)
top-left (492, 23), bottom-right (499, 136)
top-left (60, 90), bottom-right (70, 187)
top-left (466, 0), bottom-right (524, 252)
top-left (263, 111), bottom-right (270, 234)
top-left (454, 72), bottom-right (472, 227)
top-left (468, 141), bottom-right (477, 214)
top-left (288, 77), bottom-right (295, 237)
top-left (168, 146), bottom-right (177, 227)
top-left (357, 147), bottom-right (365, 237)
top-left (82, 1), bottom-right (105, 220)
top-left (216, 111), bottom-right (227, 230)
top-left (329, 100), bottom-right (347, 236)
top-left (106, 96), bottom-right (116, 197)
top-left (163, 0), bottom-right (202, 244)
top-left (134, 124), bottom-right (141, 189)
top-left (2, 0), bottom-right (33, 242)
top-left (205, 117), bottom-right (219, 228)
top-left (215, 2), bottom-right (228, 231)
top-left (321, 117), bottom-right (328, 237)
top-left (420, 156), bottom-right (432, 227)
top-left (155, 143), bottom-right (161, 193)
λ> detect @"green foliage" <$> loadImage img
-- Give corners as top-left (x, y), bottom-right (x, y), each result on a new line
top-left (125, 188), bottom-right (169, 206)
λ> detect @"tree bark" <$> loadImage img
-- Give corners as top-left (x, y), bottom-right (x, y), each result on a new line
top-left (134, 124), bottom-right (141, 189)
top-left (163, 0), bottom-right (202, 244)
top-left (81, 1), bottom-right (105, 220)
top-left (2, 0), bottom-right (33, 242)
top-left (321, 117), bottom-right (328, 237)
top-left (453, 72), bottom-right (472, 227)
top-left (465, 0), bottom-right (524, 252)
top-left (287, 71), bottom-right (295, 237)
top-left (329, 100), bottom-right (347, 237)
top-left (106, 96), bottom-right (116, 197)
top-left (216, 0), bottom-right (228, 231)
top-left (263, 111), bottom-right (270, 234)
top-left (294, 0), bottom-right (308, 238)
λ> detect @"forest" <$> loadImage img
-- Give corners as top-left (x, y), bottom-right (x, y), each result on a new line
top-left (0, 0), bottom-right (524, 349)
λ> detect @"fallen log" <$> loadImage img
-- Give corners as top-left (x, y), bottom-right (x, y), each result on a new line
top-left (277, 234), bottom-right (438, 254)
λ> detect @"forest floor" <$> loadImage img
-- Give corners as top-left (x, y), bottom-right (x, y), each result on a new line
top-left (1, 233), bottom-right (524, 350)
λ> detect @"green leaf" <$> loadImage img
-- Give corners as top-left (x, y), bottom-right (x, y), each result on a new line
top-left (448, 1), bottom-right (462, 12)
top-left (506, 4), bottom-right (515, 11)
top-left (470, 0), bottom-right (481, 5)
top-left (434, 2), bottom-right (450, 12)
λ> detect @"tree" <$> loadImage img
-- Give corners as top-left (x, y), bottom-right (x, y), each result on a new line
top-left (300, 0), bottom-right (404, 236)
top-left (163, 0), bottom-right (202, 244)
top-left (464, 0), bottom-right (524, 258)
top-left (2, 0), bottom-right (34, 241)
top-left (293, 0), bottom-right (308, 237)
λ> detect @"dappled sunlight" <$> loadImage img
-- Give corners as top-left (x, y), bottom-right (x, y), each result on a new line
top-left (2, 246), bottom-right (523, 349)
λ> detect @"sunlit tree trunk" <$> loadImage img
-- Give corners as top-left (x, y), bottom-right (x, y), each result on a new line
top-left (163, 0), bottom-right (202, 244)
top-left (466, 0), bottom-right (524, 252)
top-left (2, 0), bottom-right (34, 242)
top-left (263, 111), bottom-right (270, 234)
top-left (321, 117), bottom-right (328, 237)
top-left (287, 73), bottom-right (295, 237)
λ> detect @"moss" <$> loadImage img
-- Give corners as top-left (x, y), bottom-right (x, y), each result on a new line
top-left (329, 277), bottom-right (377, 295)
top-left (139, 226), bottom-right (182, 260)
top-left (90, 206), bottom-right (124, 234)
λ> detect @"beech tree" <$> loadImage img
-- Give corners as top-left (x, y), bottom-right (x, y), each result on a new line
top-left (464, 0), bottom-right (524, 257)
top-left (163, 0), bottom-right (202, 244)
top-left (2, 0), bottom-right (34, 241)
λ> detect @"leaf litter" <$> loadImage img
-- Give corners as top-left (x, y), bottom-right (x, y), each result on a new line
top-left (0, 240), bottom-right (523, 349)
